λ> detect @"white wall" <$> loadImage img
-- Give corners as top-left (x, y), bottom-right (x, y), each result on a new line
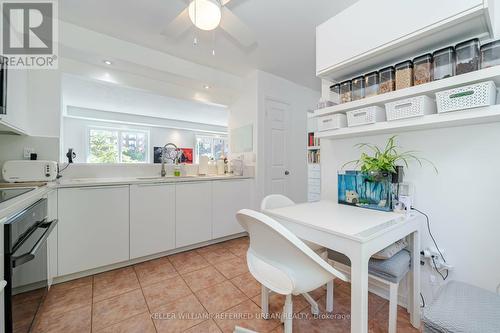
top-left (27, 69), bottom-right (62, 138)
top-left (321, 123), bottom-right (500, 301)
top-left (229, 70), bottom-right (320, 207)
top-left (62, 75), bottom-right (229, 126)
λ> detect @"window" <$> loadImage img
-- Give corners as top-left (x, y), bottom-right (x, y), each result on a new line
top-left (195, 135), bottom-right (229, 163)
top-left (88, 127), bottom-right (149, 163)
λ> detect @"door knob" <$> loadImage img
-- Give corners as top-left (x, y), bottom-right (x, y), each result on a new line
top-left (284, 170), bottom-right (290, 176)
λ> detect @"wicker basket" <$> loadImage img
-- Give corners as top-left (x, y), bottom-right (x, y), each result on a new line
top-left (435, 81), bottom-right (497, 113)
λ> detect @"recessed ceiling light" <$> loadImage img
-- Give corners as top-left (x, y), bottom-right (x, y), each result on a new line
top-left (204, 85), bottom-right (210, 89)
top-left (103, 60), bottom-right (113, 65)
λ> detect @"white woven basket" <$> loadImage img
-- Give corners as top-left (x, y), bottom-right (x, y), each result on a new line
top-left (347, 106), bottom-right (385, 127)
top-left (435, 81), bottom-right (497, 113)
top-left (385, 95), bottom-right (436, 121)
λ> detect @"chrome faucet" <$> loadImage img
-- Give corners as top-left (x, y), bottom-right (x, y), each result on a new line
top-left (161, 143), bottom-right (179, 177)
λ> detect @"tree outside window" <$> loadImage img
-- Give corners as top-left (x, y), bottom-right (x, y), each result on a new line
top-left (88, 127), bottom-right (149, 163)
top-left (195, 135), bottom-right (228, 163)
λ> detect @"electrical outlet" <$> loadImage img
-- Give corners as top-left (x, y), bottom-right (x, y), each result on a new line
top-left (23, 147), bottom-right (35, 159)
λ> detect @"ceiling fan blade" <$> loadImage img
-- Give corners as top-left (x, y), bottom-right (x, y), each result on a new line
top-left (219, 7), bottom-right (256, 47)
top-left (161, 7), bottom-right (191, 39)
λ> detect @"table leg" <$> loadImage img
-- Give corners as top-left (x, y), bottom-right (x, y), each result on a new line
top-left (409, 230), bottom-right (421, 328)
top-left (350, 252), bottom-right (369, 333)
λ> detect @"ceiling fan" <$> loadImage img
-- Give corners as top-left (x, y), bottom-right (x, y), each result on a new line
top-left (162, 0), bottom-right (256, 47)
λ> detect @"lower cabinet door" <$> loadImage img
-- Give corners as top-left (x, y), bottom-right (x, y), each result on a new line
top-left (58, 186), bottom-right (130, 276)
top-left (212, 179), bottom-right (251, 239)
top-left (175, 182), bottom-right (212, 248)
top-left (130, 184), bottom-right (175, 259)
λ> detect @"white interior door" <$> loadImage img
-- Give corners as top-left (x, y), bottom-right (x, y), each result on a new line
top-left (265, 98), bottom-right (291, 196)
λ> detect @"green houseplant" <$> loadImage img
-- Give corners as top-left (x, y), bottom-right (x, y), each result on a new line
top-left (342, 135), bottom-right (437, 181)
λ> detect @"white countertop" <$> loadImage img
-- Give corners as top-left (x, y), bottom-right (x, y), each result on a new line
top-left (0, 174), bottom-right (252, 220)
top-left (54, 174), bottom-right (252, 188)
top-left (264, 200), bottom-right (410, 242)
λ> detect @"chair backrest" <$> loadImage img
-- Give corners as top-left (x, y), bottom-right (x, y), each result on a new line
top-left (236, 209), bottom-right (347, 295)
top-left (260, 194), bottom-right (295, 211)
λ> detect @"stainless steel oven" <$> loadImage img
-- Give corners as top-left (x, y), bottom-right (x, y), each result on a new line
top-left (3, 199), bottom-right (57, 333)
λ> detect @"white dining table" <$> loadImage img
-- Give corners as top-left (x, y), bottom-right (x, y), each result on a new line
top-left (263, 200), bottom-right (421, 333)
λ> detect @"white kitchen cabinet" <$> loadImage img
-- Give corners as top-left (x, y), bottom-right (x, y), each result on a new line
top-left (46, 190), bottom-right (58, 286)
top-left (58, 186), bottom-right (129, 276)
top-left (0, 69), bottom-right (28, 135)
top-left (130, 184), bottom-right (175, 259)
top-left (212, 179), bottom-right (251, 239)
top-left (317, 0), bottom-right (492, 79)
top-left (175, 182), bottom-right (212, 248)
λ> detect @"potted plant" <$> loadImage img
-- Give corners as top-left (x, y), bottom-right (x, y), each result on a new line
top-left (342, 135), bottom-right (437, 182)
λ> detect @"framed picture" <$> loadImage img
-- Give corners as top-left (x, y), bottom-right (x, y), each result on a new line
top-left (153, 147), bottom-right (193, 164)
top-left (179, 148), bottom-right (193, 164)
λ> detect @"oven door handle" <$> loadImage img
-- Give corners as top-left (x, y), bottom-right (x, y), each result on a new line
top-left (11, 219), bottom-right (58, 268)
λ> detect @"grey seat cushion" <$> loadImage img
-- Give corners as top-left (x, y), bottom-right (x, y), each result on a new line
top-left (422, 281), bottom-right (500, 333)
top-left (327, 248), bottom-right (410, 283)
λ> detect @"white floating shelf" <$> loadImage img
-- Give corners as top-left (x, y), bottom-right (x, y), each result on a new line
top-left (307, 146), bottom-right (320, 150)
top-left (315, 105), bottom-right (500, 140)
top-left (310, 66), bottom-right (500, 119)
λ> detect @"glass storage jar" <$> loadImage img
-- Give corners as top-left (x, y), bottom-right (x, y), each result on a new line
top-left (395, 60), bottom-right (413, 90)
top-left (413, 54), bottom-right (433, 85)
top-left (433, 46), bottom-right (455, 80)
top-left (455, 38), bottom-right (480, 75)
top-left (329, 84), bottom-right (340, 105)
top-left (379, 66), bottom-right (395, 94)
top-left (364, 71), bottom-right (379, 98)
top-left (480, 40), bottom-right (500, 69)
top-left (351, 76), bottom-right (365, 101)
top-left (339, 80), bottom-right (352, 103)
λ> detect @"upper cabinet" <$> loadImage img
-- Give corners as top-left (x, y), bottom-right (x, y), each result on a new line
top-left (0, 69), bottom-right (28, 135)
top-left (317, 0), bottom-right (495, 81)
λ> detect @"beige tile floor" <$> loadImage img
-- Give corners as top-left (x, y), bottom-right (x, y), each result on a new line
top-left (26, 237), bottom-right (421, 333)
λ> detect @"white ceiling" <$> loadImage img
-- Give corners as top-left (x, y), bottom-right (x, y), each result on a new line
top-left (59, 0), bottom-right (355, 90)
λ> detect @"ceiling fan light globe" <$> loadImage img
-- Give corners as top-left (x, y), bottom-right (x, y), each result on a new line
top-left (188, 0), bottom-right (221, 31)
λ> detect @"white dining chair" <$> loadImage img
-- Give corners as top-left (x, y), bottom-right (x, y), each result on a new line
top-left (260, 194), bottom-right (329, 315)
top-left (260, 195), bottom-right (328, 259)
top-left (328, 249), bottom-right (411, 333)
top-left (236, 209), bottom-right (348, 333)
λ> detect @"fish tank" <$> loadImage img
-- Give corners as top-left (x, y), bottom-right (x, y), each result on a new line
top-left (338, 171), bottom-right (394, 212)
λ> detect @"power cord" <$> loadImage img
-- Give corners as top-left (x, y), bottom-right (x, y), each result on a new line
top-left (420, 292), bottom-right (425, 308)
top-left (411, 207), bottom-right (449, 281)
